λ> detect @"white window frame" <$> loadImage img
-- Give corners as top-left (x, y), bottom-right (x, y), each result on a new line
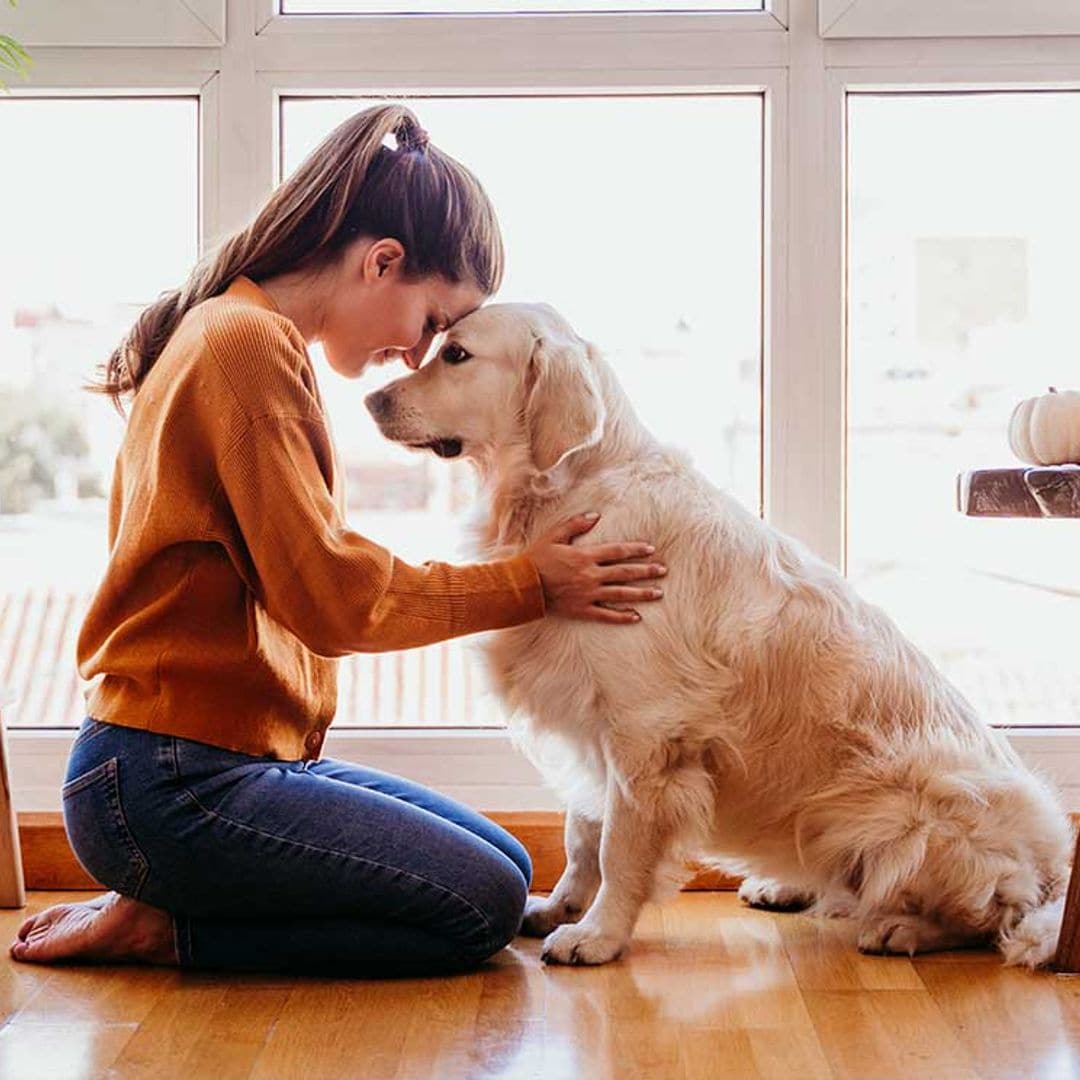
top-left (820, 0), bottom-right (1080, 40)
top-left (7, 1), bottom-right (226, 47)
top-left (8, 0), bottom-right (1080, 811)
top-left (256, 0), bottom-right (790, 36)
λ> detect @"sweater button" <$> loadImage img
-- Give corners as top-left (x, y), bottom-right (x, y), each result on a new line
top-left (304, 729), bottom-right (324, 755)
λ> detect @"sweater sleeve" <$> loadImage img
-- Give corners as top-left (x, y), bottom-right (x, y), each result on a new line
top-left (213, 413), bottom-right (545, 657)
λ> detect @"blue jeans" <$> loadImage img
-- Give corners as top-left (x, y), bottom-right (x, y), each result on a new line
top-left (61, 718), bottom-right (531, 977)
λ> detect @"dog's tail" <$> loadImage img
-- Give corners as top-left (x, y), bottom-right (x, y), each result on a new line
top-left (999, 895), bottom-right (1066, 968)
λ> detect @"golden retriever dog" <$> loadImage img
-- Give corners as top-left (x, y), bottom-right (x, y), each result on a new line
top-left (364, 303), bottom-right (1072, 968)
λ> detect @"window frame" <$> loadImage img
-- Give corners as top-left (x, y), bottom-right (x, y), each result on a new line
top-left (257, 0), bottom-right (789, 35)
top-left (7, 1), bottom-right (226, 47)
top-left (8, 0), bottom-right (1080, 811)
top-left (820, 0), bottom-right (1080, 40)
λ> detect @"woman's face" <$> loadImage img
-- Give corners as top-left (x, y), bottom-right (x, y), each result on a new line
top-left (320, 238), bottom-right (487, 378)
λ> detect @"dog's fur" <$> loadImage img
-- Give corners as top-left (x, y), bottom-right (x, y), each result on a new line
top-left (365, 302), bottom-right (1073, 967)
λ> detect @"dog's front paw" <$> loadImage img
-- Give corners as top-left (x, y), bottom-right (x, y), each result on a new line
top-left (521, 895), bottom-right (582, 938)
top-left (738, 876), bottom-right (814, 913)
top-left (541, 922), bottom-right (626, 966)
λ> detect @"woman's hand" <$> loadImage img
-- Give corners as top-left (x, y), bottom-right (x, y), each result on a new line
top-left (525, 513), bottom-right (666, 625)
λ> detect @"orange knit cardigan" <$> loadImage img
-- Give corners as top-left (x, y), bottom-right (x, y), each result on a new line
top-left (76, 277), bottom-right (544, 760)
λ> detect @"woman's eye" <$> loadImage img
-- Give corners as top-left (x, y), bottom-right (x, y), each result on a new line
top-left (442, 343), bottom-right (472, 365)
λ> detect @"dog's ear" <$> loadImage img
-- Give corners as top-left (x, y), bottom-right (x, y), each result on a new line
top-left (524, 319), bottom-right (606, 475)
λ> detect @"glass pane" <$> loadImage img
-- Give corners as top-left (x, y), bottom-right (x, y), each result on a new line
top-left (0, 98), bottom-right (199, 728)
top-left (282, 1), bottom-right (762, 12)
top-left (282, 94), bottom-right (763, 726)
top-left (848, 92), bottom-right (1080, 727)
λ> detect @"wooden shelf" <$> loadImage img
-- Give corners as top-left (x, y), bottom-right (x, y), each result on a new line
top-left (958, 464), bottom-right (1080, 518)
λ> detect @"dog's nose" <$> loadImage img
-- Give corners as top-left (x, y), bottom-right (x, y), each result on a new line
top-left (365, 390), bottom-right (392, 421)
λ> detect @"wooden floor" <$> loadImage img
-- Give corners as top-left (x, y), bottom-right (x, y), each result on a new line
top-left (1, 893), bottom-right (1079, 1079)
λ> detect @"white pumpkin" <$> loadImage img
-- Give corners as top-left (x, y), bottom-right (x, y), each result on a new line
top-left (1008, 388), bottom-right (1080, 466)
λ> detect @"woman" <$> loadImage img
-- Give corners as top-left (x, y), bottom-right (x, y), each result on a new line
top-left (9, 105), bottom-right (665, 976)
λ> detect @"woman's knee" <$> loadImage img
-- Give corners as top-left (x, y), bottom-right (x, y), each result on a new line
top-left (498, 831), bottom-right (533, 892)
top-left (457, 851), bottom-right (529, 962)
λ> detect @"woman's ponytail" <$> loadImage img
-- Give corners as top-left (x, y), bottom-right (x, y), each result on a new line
top-left (89, 103), bottom-right (499, 413)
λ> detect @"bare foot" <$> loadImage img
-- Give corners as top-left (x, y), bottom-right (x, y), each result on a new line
top-left (10, 892), bottom-right (178, 966)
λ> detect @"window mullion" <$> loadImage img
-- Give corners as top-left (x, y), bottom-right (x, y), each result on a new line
top-left (212, 0), bottom-right (272, 245)
top-left (765, 0), bottom-right (845, 569)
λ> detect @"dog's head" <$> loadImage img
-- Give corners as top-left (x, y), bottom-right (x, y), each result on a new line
top-left (364, 303), bottom-right (606, 478)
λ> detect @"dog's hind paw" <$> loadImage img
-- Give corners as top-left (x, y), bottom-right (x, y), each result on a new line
top-left (857, 916), bottom-right (923, 956)
top-left (857, 914), bottom-right (981, 957)
top-left (541, 922), bottom-right (626, 966)
top-left (738, 877), bottom-right (814, 913)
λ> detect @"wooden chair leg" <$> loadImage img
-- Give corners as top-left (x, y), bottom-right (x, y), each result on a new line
top-left (1054, 830), bottom-right (1080, 973)
top-left (0, 710), bottom-right (26, 908)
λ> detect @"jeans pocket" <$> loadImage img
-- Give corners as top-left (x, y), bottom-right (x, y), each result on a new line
top-left (62, 758), bottom-right (150, 899)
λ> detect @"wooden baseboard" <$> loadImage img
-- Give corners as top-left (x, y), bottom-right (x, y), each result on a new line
top-left (19, 813), bottom-right (98, 891)
top-left (23, 809), bottom-right (1080, 895)
top-left (490, 812), bottom-right (740, 891)
top-left (16, 811), bottom-right (740, 893)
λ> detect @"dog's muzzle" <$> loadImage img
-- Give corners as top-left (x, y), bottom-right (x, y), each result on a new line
top-left (364, 391), bottom-right (463, 458)
top-left (364, 389), bottom-right (393, 422)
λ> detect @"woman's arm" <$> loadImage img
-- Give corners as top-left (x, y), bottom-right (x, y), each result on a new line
top-left (203, 305), bottom-right (663, 656)
top-left (214, 412), bottom-right (545, 656)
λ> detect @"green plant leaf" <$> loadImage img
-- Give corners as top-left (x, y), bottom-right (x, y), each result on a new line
top-left (0, 38), bottom-right (30, 91)
top-left (0, 0), bottom-right (30, 92)
top-left (0, 37), bottom-right (31, 76)
top-left (0, 36), bottom-right (30, 61)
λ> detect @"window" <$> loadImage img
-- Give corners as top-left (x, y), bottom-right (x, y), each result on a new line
top-left (8, 1), bottom-right (1080, 812)
top-left (282, 94), bottom-right (763, 726)
top-left (0, 97), bottom-right (199, 730)
top-left (847, 91), bottom-right (1080, 727)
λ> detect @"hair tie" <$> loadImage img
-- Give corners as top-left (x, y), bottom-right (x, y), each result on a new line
top-left (398, 123), bottom-right (430, 153)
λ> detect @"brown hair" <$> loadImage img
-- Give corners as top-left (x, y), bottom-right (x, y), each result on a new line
top-left (89, 104), bottom-right (504, 412)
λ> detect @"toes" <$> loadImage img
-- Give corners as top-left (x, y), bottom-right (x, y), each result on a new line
top-left (15, 913), bottom-right (42, 941)
top-left (18, 927), bottom-right (55, 962)
top-left (541, 923), bottom-right (625, 966)
top-left (815, 897), bottom-right (856, 919)
top-left (738, 877), bottom-right (814, 913)
top-left (881, 925), bottom-right (920, 956)
top-left (521, 895), bottom-right (581, 938)
top-left (12, 928), bottom-right (50, 963)
top-left (521, 908), bottom-right (559, 938)
top-left (15, 903), bottom-right (80, 942)
top-left (857, 920), bottom-right (894, 954)
top-left (857, 918), bottom-right (919, 956)
top-left (6, 902), bottom-right (100, 965)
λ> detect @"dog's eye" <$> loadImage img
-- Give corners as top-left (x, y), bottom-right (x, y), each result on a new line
top-left (442, 342), bottom-right (472, 365)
